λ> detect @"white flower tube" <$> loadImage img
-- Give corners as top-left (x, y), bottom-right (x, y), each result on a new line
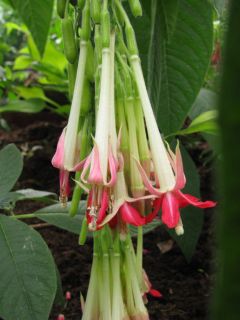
top-left (94, 45), bottom-right (112, 182)
top-left (64, 41), bottom-right (88, 170)
top-left (109, 33), bottom-right (118, 158)
top-left (131, 55), bottom-right (176, 192)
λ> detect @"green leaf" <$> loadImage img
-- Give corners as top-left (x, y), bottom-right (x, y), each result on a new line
top-left (0, 215), bottom-right (57, 320)
top-left (168, 146), bottom-right (204, 262)
top-left (13, 55), bottom-right (33, 70)
top-left (14, 86), bottom-right (46, 100)
top-left (0, 99), bottom-right (45, 113)
top-left (13, 188), bottom-right (56, 200)
top-left (54, 265), bottom-right (65, 307)
top-left (0, 144), bottom-right (23, 197)
top-left (189, 88), bottom-right (218, 119)
top-left (35, 202), bottom-right (86, 234)
top-left (176, 110), bottom-right (219, 136)
top-left (134, 0), bottom-right (213, 135)
top-left (8, 0), bottom-right (54, 56)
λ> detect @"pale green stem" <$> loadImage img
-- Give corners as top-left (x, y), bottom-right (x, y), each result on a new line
top-left (64, 41), bottom-right (88, 171)
top-left (137, 226), bottom-right (143, 289)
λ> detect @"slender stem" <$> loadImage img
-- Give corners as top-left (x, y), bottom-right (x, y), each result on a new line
top-left (64, 41), bottom-right (88, 171)
top-left (115, 0), bottom-right (131, 28)
top-left (137, 226), bottom-right (143, 288)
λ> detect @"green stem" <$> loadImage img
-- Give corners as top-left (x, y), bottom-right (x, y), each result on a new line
top-left (69, 117), bottom-right (89, 217)
top-left (136, 226), bottom-right (143, 288)
top-left (12, 213), bottom-right (36, 219)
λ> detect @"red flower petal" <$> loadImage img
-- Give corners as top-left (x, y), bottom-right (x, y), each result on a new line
top-left (162, 192), bottom-right (180, 228)
top-left (97, 189), bottom-right (109, 224)
top-left (145, 197), bottom-right (163, 223)
top-left (177, 191), bottom-right (216, 209)
top-left (149, 289), bottom-right (163, 298)
top-left (120, 202), bottom-right (146, 226)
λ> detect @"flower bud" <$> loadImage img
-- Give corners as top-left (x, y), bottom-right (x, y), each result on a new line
top-left (91, 0), bottom-right (101, 23)
top-left (65, 291), bottom-right (72, 301)
top-left (81, 0), bottom-right (91, 41)
top-left (101, 8), bottom-right (110, 48)
top-left (128, 0), bottom-right (142, 17)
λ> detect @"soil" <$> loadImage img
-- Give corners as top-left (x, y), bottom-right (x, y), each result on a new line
top-left (0, 112), bottom-right (217, 320)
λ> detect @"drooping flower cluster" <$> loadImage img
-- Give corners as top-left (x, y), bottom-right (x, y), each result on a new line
top-left (52, 0), bottom-right (216, 319)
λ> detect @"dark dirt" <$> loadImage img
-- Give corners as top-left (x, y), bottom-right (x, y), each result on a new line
top-left (0, 112), bottom-right (217, 320)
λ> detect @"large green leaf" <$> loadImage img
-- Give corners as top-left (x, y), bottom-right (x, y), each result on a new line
top-left (0, 215), bottom-right (57, 320)
top-left (8, 0), bottom-right (54, 56)
top-left (35, 202), bottom-right (86, 234)
top-left (168, 146), bottom-right (204, 262)
top-left (0, 144), bottom-right (23, 197)
top-left (133, 0), bottom-right (213, 135)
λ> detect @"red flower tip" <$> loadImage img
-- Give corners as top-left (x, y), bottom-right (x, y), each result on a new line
top-left (65, 291), bottom-right (71, 301)
top-left (149, 288), bottom-right (163, 298)
top-left (57, 314), bottom-right (65, 320)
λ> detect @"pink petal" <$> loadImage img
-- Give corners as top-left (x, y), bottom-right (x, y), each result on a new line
top-left (96, 189), bottom-right (109, 225)
top-left (72, 157), bottom-right (88, 172)
top-left (162, 192), bottom-right (180, 228)
top-left (59, 170), bottom-right (70, 197)
top-left (145, 197), bottom-right (163, 223)
top-left (174, 143), bottom-right (186, 190)
top-left (86, 190), bottom-right (93, 224)
top-left (177, 191), bottom-right (217, 209)
top-left (134, 158), bottom-right (162, 197)
top-left (105, 147), bottom-right (118, 187)
top-left (88, 145), bottom-right (104, 185)
top-left (80, 154), bottom-right (92, 184)
top-left (108, 215), bottom-right (118, 229)
top-left (149, 289), bottom-right (163, 298)
top-left (52, 129), bottom-right (65, 169)
top-left (120, 202), bottom-right (146, 226)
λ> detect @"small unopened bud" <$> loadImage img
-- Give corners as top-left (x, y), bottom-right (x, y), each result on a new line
top-left (65, 291), bottom-right (71, 301)
top-left (175, 218), bottom-right (184, 236)
top-left (57, 314), bottom-right (65, 320)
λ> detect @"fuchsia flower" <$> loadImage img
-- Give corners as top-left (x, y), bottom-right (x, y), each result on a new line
top-left (137, 143), bottom-right (216, 232)
top-left (51, 41), bottom-right (88, 204)
top-left (96, 171), bottom-right (157, 229)
top-left (51, 129), bottom-right (71, 205)
top-left (142, 270), bottom-right (163, 299)
top-left (77, 33), bottom-right (119, 230)
top-left (131, 56), bottom-right (216, 234)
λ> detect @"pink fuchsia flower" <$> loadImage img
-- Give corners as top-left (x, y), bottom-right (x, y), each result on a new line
top-left (78, 33), bottom-right (119, 231)
top-left (142, 269), bottom-right (163, 300)
top-left (131, 57), bottom-right (216, 233)
top-left (65, 291), bottom-right (71, 301)
top-left (74, 33), bottom-right (118, 188)
top-left (57, 314), bottom-right (65, 320)
top-left (139, 144), bottom-right (216, 233)
top-left (96, 171), bottom-right (157, 229)
top-left (51, 129), bottom-right (71, 206)
top-left (52, 42), bottom-right (88, 204)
